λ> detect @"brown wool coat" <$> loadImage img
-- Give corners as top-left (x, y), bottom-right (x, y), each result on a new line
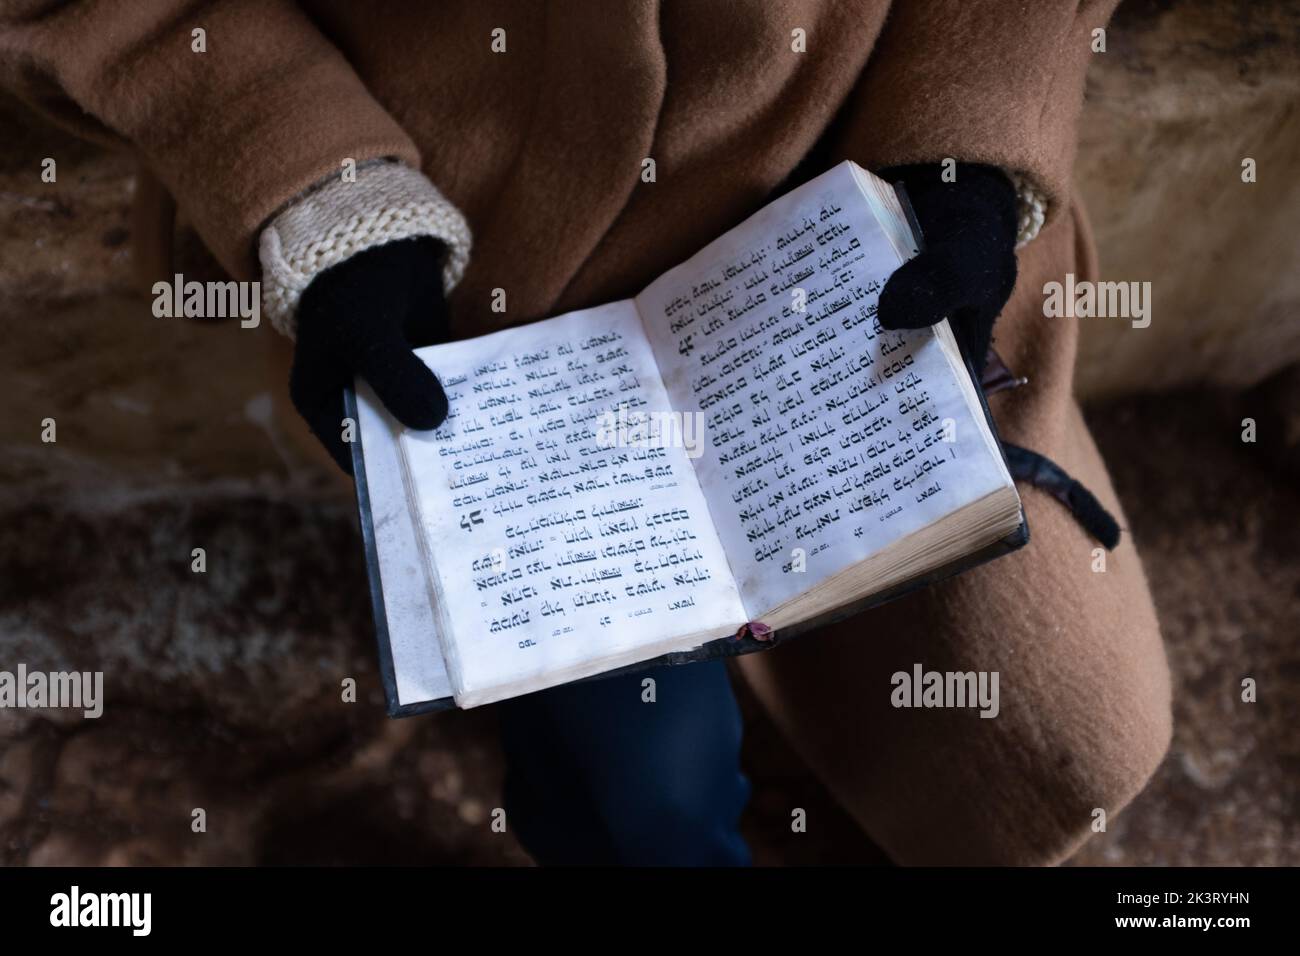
top-left (4, 0), bottom-right (1111, 331)
top-left (1, 0), bottom-right (1171, 864)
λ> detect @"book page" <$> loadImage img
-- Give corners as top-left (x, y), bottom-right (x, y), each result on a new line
top-left (353, 380), bottom-right (454, 707)
top-left (637, 162), bottom-right (1011, 618)
top-left (399, 300), bottom-right (746, 703)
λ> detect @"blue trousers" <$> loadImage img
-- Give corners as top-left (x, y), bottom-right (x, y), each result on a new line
top-left (499, 659), bottom-right (752, 866)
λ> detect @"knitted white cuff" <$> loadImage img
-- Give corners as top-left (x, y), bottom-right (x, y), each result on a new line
top-left (259, 161), bottom-right (472, 338)
top-left (1007, 171), bottom-right (1047, 249)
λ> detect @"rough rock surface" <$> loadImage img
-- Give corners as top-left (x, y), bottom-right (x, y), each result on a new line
top-left (1074, 0), bottom-right (1300, 397)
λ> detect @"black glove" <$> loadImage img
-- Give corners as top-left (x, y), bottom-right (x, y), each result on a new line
top-left (875, 162), bottom-right (1019, 378)
top-left (290, 236), bottom-right (452, 473)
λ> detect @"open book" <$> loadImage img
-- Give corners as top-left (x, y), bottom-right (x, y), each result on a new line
top-left (348, 161), bottom-right (1026, 713)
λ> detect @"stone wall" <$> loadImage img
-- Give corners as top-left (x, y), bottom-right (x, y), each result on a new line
top-left (1074, 0), bottom-right (1300, 397)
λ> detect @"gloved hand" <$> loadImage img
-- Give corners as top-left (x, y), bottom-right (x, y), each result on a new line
top-left (875, 162), bottom-right (1019, 378)
top-left (290, 235), bottom-right (452, 473)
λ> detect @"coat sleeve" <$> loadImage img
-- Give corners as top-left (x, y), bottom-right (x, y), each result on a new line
top-left (0, 0), bottom-right (428, 279)
top-left (831, 0), bottom-right (1120, 244)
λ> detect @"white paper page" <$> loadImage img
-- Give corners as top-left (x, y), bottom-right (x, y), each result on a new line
top-left (637, 161), bottom-right (1010, 617)
top-left (399, 300), bottom-right (746, 702)
top-left (354, 381), bottom-right (454, 706)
